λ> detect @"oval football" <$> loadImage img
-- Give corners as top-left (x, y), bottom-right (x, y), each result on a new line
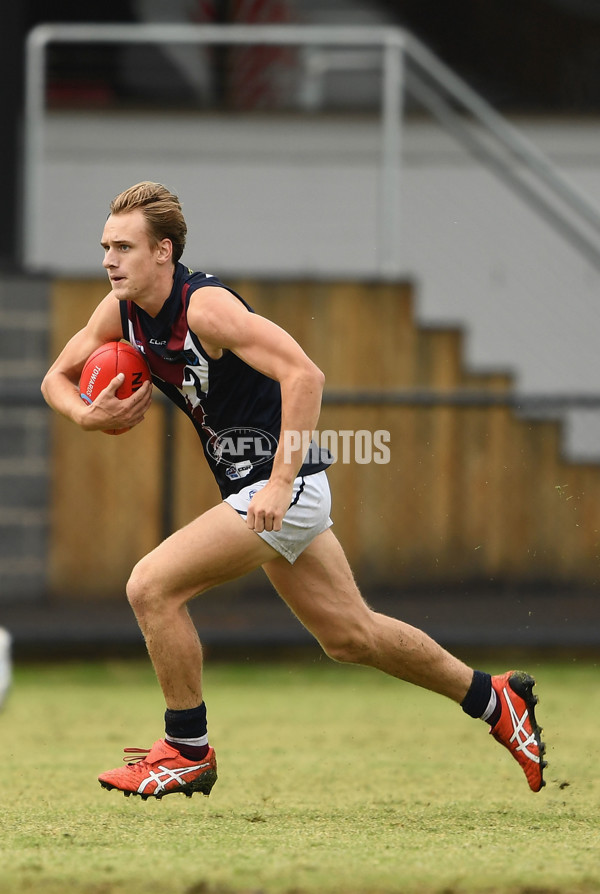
top-left (79, 341), bottom-right (151, 435)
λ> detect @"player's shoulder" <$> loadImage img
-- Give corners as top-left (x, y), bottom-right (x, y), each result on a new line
top-left (89, 290), bottom-right (123, 333)
top-left (186, 278), bottom-right (250, 347)
top-left (185, 267), bottom-right (243, 308)
top-left (181, 264), bottom-right (251, 324)
top-left (182, 266), bottom-right (226, 290)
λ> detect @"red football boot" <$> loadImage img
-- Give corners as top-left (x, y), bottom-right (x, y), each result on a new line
top-left (98, 739), bottom-right (217, 800)
top-left (490, 670), bottom-right (546, 792)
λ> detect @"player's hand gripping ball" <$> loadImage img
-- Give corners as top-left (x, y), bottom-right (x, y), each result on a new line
top-left (79, 341), bottom-right (151, 435)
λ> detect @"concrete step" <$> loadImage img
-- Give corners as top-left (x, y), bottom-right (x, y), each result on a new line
top-left (0, 408), bottom-right (49, 463)
top-left (0, 310), bottom-right (48, 363)
top-left (0, 275), bottom-right (50, 312)
top-left (0, 518), bottom-right (47, 560)
top-left (0, 555), bottom-right (48, 601)
top-left (0, 309), bottom-right (48, 328)
top-left (0, 474), bottom-right (49, 509)
top-left (0, 359), bottom-right (47, 383)
top-left (0, 503), bottom-right (48, 599)
top-left (0, 456), bottom-right (48, 475)
top-left (0, 274), bottom-right (51, 602)
top-left (0, 298), bottom-right (49, 393)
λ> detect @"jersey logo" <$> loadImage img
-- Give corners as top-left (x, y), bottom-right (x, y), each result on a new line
top-left (163, 347), bottom-right (202, 367)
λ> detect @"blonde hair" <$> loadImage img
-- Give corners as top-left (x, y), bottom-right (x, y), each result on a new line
top-left (109, 181), bottom-right (187, 263)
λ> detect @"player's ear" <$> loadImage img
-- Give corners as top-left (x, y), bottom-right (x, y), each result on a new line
top-left (156, 238), bottom-right (173, 264)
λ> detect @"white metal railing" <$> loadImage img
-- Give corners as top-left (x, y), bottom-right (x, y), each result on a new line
top-left (23, 23), bottom-right (600, 274)
top-left (403, 35), bottom-right (600, 269)
top-left (23, 23), bottom-right (405, 277)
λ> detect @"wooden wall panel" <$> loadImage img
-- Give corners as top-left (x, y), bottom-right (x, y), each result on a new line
top-left (47, 278), bottom-right (600, 598)
top-left (49, 407), bottom-right (165, 598)
top-left (171, 409), bottom-right (221, 529)
top-left (48, 280), bottom-right (164, 598)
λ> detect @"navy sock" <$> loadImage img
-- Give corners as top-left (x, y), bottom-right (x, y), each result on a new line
top-left (164, 703), bottom-right (210, 760)
top-left (461, 670), bottom-right (501, 725)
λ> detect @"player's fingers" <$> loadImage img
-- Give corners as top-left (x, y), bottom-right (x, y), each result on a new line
top-left (104, 372), bottom-right (125, 395)
top-left (248, 507), bottom-right (265, 533)
top-left (133, 379), bottom-right (153, 408)
top-left (121, 379), bottom-right (152, 411)
top-left (265, 514), bottom-right (284, 533)
top-left (259, 510), bottom-right (281, 533)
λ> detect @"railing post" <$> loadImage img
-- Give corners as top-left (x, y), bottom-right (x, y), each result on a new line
top-left (379, 33), bottom-right (405, 280)
top-left (23, 26), bottom-right (49, 271)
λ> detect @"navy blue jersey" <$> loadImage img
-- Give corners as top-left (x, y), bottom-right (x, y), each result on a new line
top-left (120, 263), bottom-right (331, 497)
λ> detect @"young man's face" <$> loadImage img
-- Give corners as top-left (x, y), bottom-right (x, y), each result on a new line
top-left (101, 209), bottom-right (170, 302)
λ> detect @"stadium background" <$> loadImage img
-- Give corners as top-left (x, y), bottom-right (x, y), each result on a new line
top-left (1, 0), bottom-right (600, 656)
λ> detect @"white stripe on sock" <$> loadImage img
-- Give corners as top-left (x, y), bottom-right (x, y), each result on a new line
top-left (480, 689), bottom-right (498, 723)
top-left (166, 734), bottom-right (209, 748)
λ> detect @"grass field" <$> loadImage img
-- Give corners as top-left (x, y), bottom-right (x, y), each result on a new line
top-left (0, 656), bottom-right (598, 894)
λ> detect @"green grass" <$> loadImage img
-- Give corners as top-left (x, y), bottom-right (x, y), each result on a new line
top-left (0, 657), bottom-right (599, 894)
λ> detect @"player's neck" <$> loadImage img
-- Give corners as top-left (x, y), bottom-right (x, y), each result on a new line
top-left (134, 266), bottom-right (176, 317)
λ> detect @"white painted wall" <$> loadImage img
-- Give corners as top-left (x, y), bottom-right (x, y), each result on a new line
top-left (28, 112), bottom-right (600, 454)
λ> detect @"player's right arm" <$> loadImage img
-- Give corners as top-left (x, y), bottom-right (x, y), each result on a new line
top-left (41, 293), bottom-right (152, 432)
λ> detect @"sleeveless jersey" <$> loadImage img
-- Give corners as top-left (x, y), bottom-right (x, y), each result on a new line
top-left (119, 263), bottom-right (331, 497)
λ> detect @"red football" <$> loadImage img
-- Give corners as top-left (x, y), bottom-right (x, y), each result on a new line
top-left (79, 341), bottom-right (151, 435)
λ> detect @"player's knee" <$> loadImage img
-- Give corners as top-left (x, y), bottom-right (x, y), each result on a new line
top-left (126, 559), bottom-right (165, 619)
top-left (126, 556), bottom-right (205, 619)
top-left (320, 618), bottom-right (375, 665)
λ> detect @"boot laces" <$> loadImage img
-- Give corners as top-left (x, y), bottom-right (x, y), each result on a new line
top-left (122, 747), bottom-right (151, 765)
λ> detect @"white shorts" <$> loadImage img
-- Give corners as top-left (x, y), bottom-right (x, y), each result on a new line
top-left (224, 470), bottom-right (333, 564)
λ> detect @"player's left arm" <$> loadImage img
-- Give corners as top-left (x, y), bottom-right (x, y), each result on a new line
top-left (187, 287), bottom-right (325, 533)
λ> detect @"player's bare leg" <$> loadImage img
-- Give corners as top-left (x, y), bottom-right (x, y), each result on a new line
top-left (263, 528), bottom-right (472, 701)
top-left (264, 528), bottom-right (545, 791)
top-left (98, 504), bottom-right (277, 799)
top-left (126, 502), bottom-right (278, 708)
